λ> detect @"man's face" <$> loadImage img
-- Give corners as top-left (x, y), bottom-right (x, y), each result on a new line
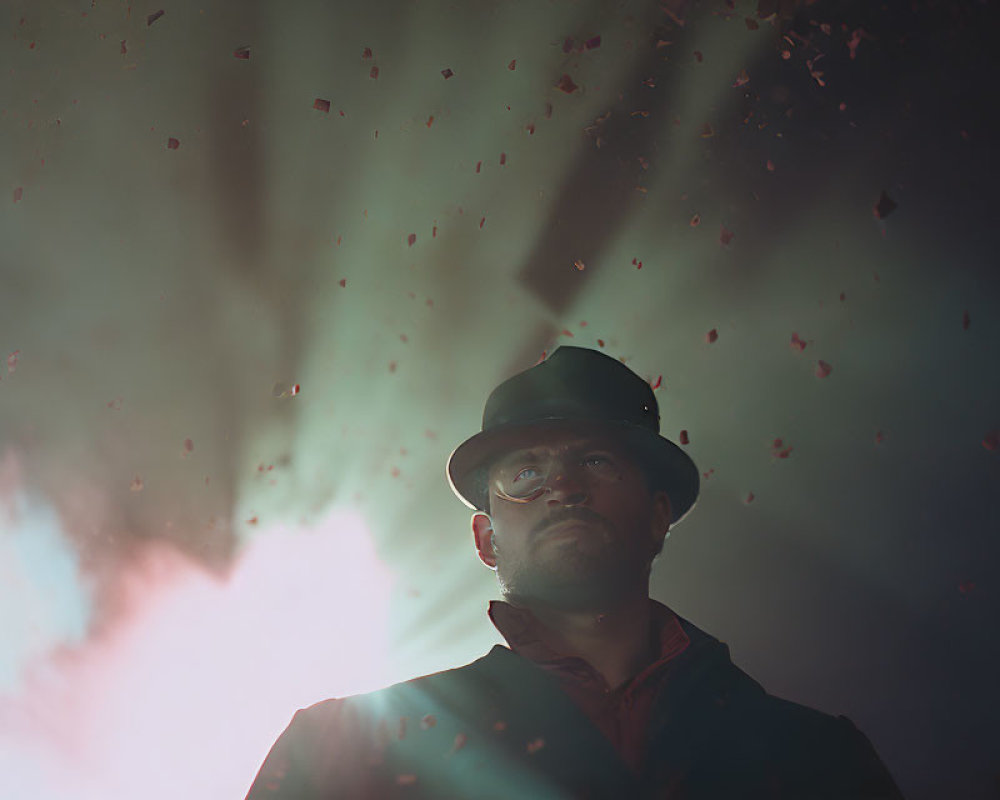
top-left (472, 429), bottom-right (671, 613)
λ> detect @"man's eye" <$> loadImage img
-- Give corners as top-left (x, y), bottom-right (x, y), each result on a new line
top-left (513, 467), bottom-right (541, 484)
top-left (584, 454), bottom-right (614, 469)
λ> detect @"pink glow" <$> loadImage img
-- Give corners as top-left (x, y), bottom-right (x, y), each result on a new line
top-left (0, 507), bottom-right (394, 800)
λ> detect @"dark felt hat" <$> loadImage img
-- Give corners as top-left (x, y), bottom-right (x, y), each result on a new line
top-left (446, 346), bottom-right (700, 525)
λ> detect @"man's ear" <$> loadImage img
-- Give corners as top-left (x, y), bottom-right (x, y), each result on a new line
top-left (650, 490), bottom-right (672, 556)
top-left (472, 512), bottom-right (497, 569)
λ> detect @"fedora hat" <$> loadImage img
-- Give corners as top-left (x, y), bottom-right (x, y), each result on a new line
top-left (446, 346), bottom-right (700, 525)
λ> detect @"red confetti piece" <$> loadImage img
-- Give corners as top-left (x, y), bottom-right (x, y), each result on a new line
top-left (391, 467), bottom-right (400, 478)
top-left (631, 258), bottom-right (643, 269)
top-left (771, 438), bottom-right (793, 458)
top-left (642, 77), bottom-right (656, 88)
top-left (130, 475), bottom-right (144, 492)
top-left (147, 9), bottom-right (164, 26)
top-left (732, 69), bottom-right (750, 87)
top-left (585, 36), bottom-right (601, 49)
top-left (338, 278), bottom-right (346, 287)
top-left (13, 187), bottom-right (22, 203)
top-left (561, 329), bottom-right (574, 337)
top-left (183, 438), bottom-right (194, 454)
top-left (479, 216), bottom-right (485, 229)
top-left (719, 226), bottom-right (734, 246)
top-left (983, 430), bottom-right (1000, 451)
top-left (573, 259), bottom-right (585, 271)
top-left (815, 360), bottom-right (832, 378)
top-left (693, 51), bottom-right (703, 62)
top-left (396, 774), bottom-right (417, 786)
top-left (745, 17), bottom-right (759, 30)
top-left (699, 123), bottom-right (714, 137)
top-left (962, 310), bottom-right (970, 330)
top-left (362, 47), bottom-right (373, 59)
top-left (475, 161), bottom-right (482, 173)
top-left (397, 717), bottom-right (408, 739)
top-left (508, 59), bottom-right (516, 70)
top-left (369, 66), bottom-right (379, 79)
top-left (679, 430), bottom-right (689, 445)
top-left (555, 74), bottom-right (579, 94)
top-left (420, 714), bottom-right (436, 730)
top-left (313, 98), bottom-right (330, 113)
top-left (766, 159), bottom-right (775, 171)
top-left (432, 225), bottom-right (437, 237)
top-left (247, 516), bottom-right (258, 525)
top-left (389, 361), bottom-right (397, 373)
top-left (493, 720), bottom-right (507, 732)
top-left (875, 430), bottom-right (886, 444)
top-left (441, 68), bottom-right (454, 79)
top-left (562, 37), bottom-right (574, 53)
top-left (526, 737), bottom-right (546, 755)
top-left (120, 40), bottom-right (127, 55)
top-left (958, 580), bottom-right (975, 596)
top-left (790, 332), bottom-right (807, 351)
top-left (452, 732), bottom-right (468, 752)
top-left (744, 492), bottom-right (755, 503)
top-left (167, 137), bottom-right (180, 150)
top-left (690, 214), bottom-right (701, 227)
top-left (499, 152), bottom-right (507, 166)
top-left (107, 398), bottom-right (123, 411)
top-left (702, 468), bottom-right (715, 479)
top-left (873, 190), bottom-right (897, 219)
top-left (846, 28), bottom-right (863, 60)
top-left (7, 350), bottom-right (19, 373)
top-left (233, 46), bottom-right (250, 60)
top-left (407, 233), bottom-right (416, 246)
top-left (705, 328), bottom-right (718, 343)
top-left (647, 375), bottom-right (661, 390)
top-left (426, 115), bottom-right (434, 128)
top-left (525, 123), bottom-right (535, 135)
top-left (839, 292), bottom-right (846, 302)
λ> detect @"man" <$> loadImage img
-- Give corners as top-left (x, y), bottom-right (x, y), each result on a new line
top-left (245, 346), bottom-right (905, 799)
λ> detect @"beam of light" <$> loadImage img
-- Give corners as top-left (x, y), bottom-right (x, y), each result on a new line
top-left (0, 502), bottom-right (394, 800)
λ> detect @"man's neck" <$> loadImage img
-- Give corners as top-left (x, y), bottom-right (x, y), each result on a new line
top-left (518, 591), bottom-right (655, 690)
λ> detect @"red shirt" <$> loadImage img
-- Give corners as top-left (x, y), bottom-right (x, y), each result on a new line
top-left (488, 599), bottom-right (691, 774)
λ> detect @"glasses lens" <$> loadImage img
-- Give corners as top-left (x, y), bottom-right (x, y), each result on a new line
top-left (494, 461), bottom-right (548, 501)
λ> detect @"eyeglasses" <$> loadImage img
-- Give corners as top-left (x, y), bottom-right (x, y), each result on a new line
top-left (491, 446), bottom-right (625, 504)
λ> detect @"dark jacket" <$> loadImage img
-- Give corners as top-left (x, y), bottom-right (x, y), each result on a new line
top-left (245, 614), bottom-right (905, 799)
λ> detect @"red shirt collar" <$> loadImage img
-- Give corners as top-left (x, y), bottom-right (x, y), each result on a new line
top-left (488, 598), bottom-right (690, 674)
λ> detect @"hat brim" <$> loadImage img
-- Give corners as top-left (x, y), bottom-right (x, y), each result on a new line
top-left (447, 418), bottom-right (700, 526)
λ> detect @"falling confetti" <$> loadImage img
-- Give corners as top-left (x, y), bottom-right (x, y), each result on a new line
top-left (766, 159), bottom-right (775, 171)
top-left (508, 59), bottom-right (516, 70)
top-left (693, 50), bottom-right (703, 62)
top-left (369, 66), bottom-right (379, 79)
top-left (313, 98), bottom-right (330, 113)
top-left (233, 46), bottom-right (250, 60)
top-left (452, 732), bottom-right (468, 753)
top-left (555, 74), bottom-right (579, 94)
top-left (650, 375), bottom-right (662, 390)
top-left (679, 430), bottom-right (689, 445)
top-left (958, 580), bottom-right (976, 596)
top-left (690, 214), bottom-right (701, 227)
top-left (493, 720), bottom-right (507, 731)
top-left (815, 360), bottom-right (832, 378)
top-left (166, 137), bottom-right (180, 150)
top-left (573, 260), bottom-right (585, 271)
top-left (479, 216), bottom-right (486, 229)
top-left (745, 492), bottom-right (755, 504)
top-left (771, 438), bottom-right (793, 459)
top-left (441, 68), bottom-right (454, 79)
top-left (790, 332), bottom-right (807, 351)
top-left (962, 310), bottom-right (970, 330)
top-left (526, 737), bottom-right (546, 755)
top-left (705, 328), bottom-right (718, 343)
top-left (420, 715), bottom-right (437, 730)
top-left (407, 233), bottom-right (416, 246)
top-left (129, 475), bottom-right (144, 492)
top-left (732, 68), bottom-right (750, 87)
top-left (475, 161), bottom-right (482, 173)
top-left (983, 430), bottom-right (999, 451)
top-left (396, 774), bottom-right (417, 786)
top-left (338, 278), bottom-right (346, 287)
top-left (362, 46), bottom-right (373, 59)
top-left (426, 116), bottom-right (434, 128)
top-left (632, 258), bottom-right (643, 269)
top-left (13, 187), bottom-right (23, 203)
top-left (121, 40), bottom-right (127, 55)
top-left (875, 430), bottom-right (886, 444)
top-left (560, 329), bottom-right (574, 338)
top-left (562, 37), bottom-right (574, 53)
top-left (585, 36), bottom-right (602, 49)
top-left (7, 350), bottom-right (20, 373)
top-left (719, 226), bottom-right (734, 246)
top-left (107, 397), bottom-right (123, 411)
top-left (745, 17), bottom-right (759, 30)
top-left (873, 190), bottom-right (897, 219)
top-left (247, 516), bottom-right (258, 525)
top-left (147, 9), bottom-right (164, 26)
top-left (183, 438), bottom-right (194, 455)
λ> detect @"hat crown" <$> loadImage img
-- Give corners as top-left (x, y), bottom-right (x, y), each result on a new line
top-left (482, 346), bottom-right (660, 433)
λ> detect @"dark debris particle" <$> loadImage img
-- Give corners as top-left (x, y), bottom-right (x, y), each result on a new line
top-left (873, 190), bottom-right (897, 219)
top-left (556, 74), bottom-right (579, 93)
top-left (147, 9), bottom-right (164, 26)
top-left (441, 68), bottom-right (454, 79)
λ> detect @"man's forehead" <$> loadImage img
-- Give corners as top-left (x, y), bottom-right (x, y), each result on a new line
top-left (494, 431), bottom-right (628, 461)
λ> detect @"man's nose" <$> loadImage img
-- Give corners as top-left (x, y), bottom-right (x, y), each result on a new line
top-left (544, 462), bottom-right (589, 507)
